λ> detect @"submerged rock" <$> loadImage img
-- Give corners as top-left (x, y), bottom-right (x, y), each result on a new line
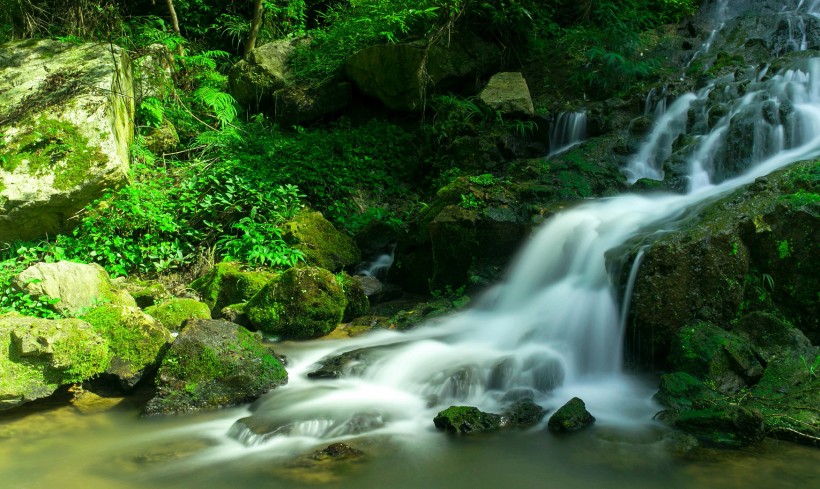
top-left (547, 397), bottom-right (596, 433)
top-left (143, 319), bottom-right (287, 415)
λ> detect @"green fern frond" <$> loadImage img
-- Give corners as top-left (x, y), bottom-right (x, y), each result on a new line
top-left (194, 87), bottom-right (238, 126)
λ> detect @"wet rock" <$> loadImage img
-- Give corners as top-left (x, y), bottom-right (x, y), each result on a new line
top-left (501, 399), bottom-right (547, 428)
top-left (307, 348), bottom-right (371, 379)
top-left (668, 405), bottom-right (766, 448)
top-left (245, 266), bottom-right (347, 339)
top-left (338, 272), bottom-right (369, 322)
top-left (143, 319), bottom-right (287, 415)
top-left (433, 405), bottom-right (503, 434)
top-left (547, 397), bottom-right (595, 433)
top-left (311, 443), bottom-right (364, 461)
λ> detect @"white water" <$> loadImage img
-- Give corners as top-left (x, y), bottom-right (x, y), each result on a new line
top-left (139, 57), bottom-right (819, 468)
top-left (547, 111), bottom-right (588, 157)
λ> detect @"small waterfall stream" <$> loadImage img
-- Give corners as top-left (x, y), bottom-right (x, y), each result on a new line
top-left (547, 112), bottom-right (588, 157)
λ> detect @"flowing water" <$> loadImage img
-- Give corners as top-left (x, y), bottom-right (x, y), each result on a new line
top-left (4, 4), bottom-right (820, 488)
top-left (547, 111), bottom-right (588, 157)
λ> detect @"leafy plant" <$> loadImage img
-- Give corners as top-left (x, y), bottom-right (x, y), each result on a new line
top-left (800, 354), bottom-right (820, 380)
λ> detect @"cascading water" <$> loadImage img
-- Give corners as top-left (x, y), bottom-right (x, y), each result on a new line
top-left (547, 112), bottom-right (588, 157)
top-left (163, 56), bottom-right (820, 466)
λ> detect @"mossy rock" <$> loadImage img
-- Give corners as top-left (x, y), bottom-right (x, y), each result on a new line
top-left (121, 278), bottom-right (169, 308)
top-left (339, 272), bottom-right (369, 322)
top-left (145, 298), bottom-right (211, 331)
top-left (190, 262), bottom-right (275, 313)
top-left (433, 405), bottom-right (503, 434)
top-left (654, 372), bottom-right (719, 411)
top-left (282, 209), bottom-right (361, 272)
top-left (81, 304), bottom-right (172, 390)
top-left (245, 267), bottom-right (347, 339)
top-left (143, 319), bottom-right (288, 416)
top-left (670, 405), bottom-right (765, 448)
top-left (547, 397), bottom-right (595, 433)
top-left (669, 321), bottom-right (763, 395)
top-left (0, 314), bottom-right (109, 410)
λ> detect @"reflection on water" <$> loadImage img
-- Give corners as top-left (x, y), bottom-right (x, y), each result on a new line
top-left (1, 392), bottom-right (818, 489)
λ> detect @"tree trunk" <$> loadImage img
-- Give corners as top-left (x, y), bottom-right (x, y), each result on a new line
top-left (165, 0), bottom-right (184, 56)
top-left (245, 0), bottom-right (265, 57)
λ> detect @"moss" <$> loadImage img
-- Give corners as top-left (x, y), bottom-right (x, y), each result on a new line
top-left (547, 397), bottom-right (596, 432)
top-left (246, 266), bottom-right (347, 339)
top-left (145, 298), bottom-right (211, 331)
top-left (190, 262), bottom-right (274, 312)
top-left (81, 305), bottom-right (169, 374)
top-left (338, 272), bottom-right (369, 322)
top-left (433, 405), bottom-right (503, 434)
top-left (282, 209), bottom-right (361, 272)
top-left (654, 372), bottom-right (718, 410)
top-left (1, 117), bottom-right (108, 190)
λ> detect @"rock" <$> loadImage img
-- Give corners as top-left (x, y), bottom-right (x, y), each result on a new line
top-left (245, 266), bottom-right (347, 339)
top-left (142, 119), bottom-right (179, 155)
top-left (338, 272), bottom-right (369, 322)
top-left (547, 397), bottom-right (595, 433)
top-left (120, 278), bottom-right (170, 308)
top-left (12, 261), bottom-right (136, 316)
top-left (229, 38), bottom-right (305, 109)
top-left (271, 81), bottom-right (352, 125)
top-left (189, 262), bottom-right (275, 313)
top-left (144, 298), bottom-right (211, 331)
top-left (670, 405), bottom-right (766, 448)
top-left (143, 319), bottom-right (287, 416)
top-left (0, 314), bottom-right (109, 410)
top-left (345, 32), bottom-right (502, 111)
top-left (654, 372), bottom-right (718, 411)
top-left (433, 405), bottom-right (503, 434)
top-left (307, 348), bottom-right (371, 379)
top-left (627, 159), bottom-right (819, 366)
top-left (352, 275), bottom-right (401, 305)
top-left (310, 443), bottom-right (364, 461)
top-left (0, 39), bottom-right (133, 241)
top-left (479, 72), bottom-right (534, 117)
top-left (283, 209), bottom-right (361, 272)
top-left (500, 399), bottom-right (547, 428)
top-left (80, 304), bottom-right (172, 390)
top-left (133, 43), bottom-right (174, 104)
top-left (219, 303), bottom-right (250, 328)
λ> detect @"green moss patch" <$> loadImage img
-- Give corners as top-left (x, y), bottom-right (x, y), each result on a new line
top-left (145, 298), bottom-right (211, 331)
top-left (190, 262), bottom-right (275, 312)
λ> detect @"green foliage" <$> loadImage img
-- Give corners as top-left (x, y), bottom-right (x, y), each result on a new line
top-left (800, 354), bottom-right (820, 380)
top-left (777, 240), bottom-right (792, 260)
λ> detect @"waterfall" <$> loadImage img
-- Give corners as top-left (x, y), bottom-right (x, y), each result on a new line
top-left (547, 112), bottom-right (587, 157)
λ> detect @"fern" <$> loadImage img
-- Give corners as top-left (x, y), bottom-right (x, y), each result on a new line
top-left (194, 87), bottom-right (238, 127)
top-left (139, 97), bottom-right (165, 127)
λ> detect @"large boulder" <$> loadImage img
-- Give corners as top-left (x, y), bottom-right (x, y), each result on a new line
top-left (81, 304), bottom-right (172, 390)
top-left (12, 261), bottom-right (136, 316)
top-left (245, 266), bottom-right (347, 339)
top-left (478, 72), bottom-right (534, 117)
top-left (283, 209), bottom-right (360, 272)
top-left (627, 160), bottom-right (819, 366)
top-left (229, 38), bottom-right (302, 108)
top-left (133, 43), bottom-right (174, 105)
top-left (0, 314), bottom-right (109, 410)
top-left (0, 39), bottom-right (134, 241)
top-left (143, 319), bottom-right (287, 416)
top-left (345, 32), bottom-right (502, 111)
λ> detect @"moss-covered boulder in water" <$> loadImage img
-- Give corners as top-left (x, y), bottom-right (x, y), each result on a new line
top-left (12, 261), bottom-right (136, 316)
top-left (143, 319), bottom-right (287, 416)
top-left (663, 406), bottom-right (766, 448)
top-left (547, 397), bottom-right (595, 433)
top-left (338, 272), bottom-right (369, 322)
top-left (81, 304), bottom-right (172, 390)
top-left (190, 262), bottom-right (275, 313)
top-left (246, 267), bottom-right (347, 339)
top-left (145, 298), bottom-right (211, 331)
top-left (283, 209), bottom-right (360, 272)
top-left (0, 314), bottom-right (109, 410)
top-left (433, 406), bottom-right (503, 434)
